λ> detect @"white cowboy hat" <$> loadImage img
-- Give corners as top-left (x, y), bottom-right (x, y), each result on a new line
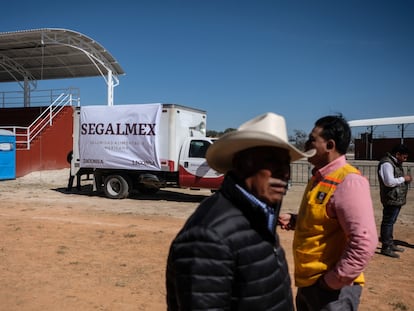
top-left (206, 112), bottom-right (316, 173)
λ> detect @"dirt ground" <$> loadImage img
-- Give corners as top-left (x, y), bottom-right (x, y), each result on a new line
top-left (0, 168), bottom-right (413, 311)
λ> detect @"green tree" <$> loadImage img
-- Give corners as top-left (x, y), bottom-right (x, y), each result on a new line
top-left (289, 130), bottom-right (308, 150)
top-left (223, 128), bottom-right (237, 134)
top-left (206, 128), bottom-right (236, 138)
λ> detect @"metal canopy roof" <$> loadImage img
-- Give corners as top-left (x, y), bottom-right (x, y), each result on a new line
top-left (0, 28), bottom-right (125, 106)
top-left (348, 116), bottom-right (414, 127)
top-left (0, 28), bottom-right (125, 83)
top-left (349, 115), bottom-right (414, 141)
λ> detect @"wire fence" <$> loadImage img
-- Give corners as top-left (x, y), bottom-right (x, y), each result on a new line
top-left (0, 88), bottom-right (80, 108)
top-left (291, 160), bottom-right (413, 189)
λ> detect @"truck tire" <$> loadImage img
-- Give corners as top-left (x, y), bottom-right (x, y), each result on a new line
top-left (103, 175), bottom-right (130, 199)
top-left (137, 173), bottom-right (161, 195)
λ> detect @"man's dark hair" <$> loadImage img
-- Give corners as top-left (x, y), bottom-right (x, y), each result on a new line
top-left (391, 144), bottom-right (410, 156)
top-left (314, 114), bottom-right (351, 155)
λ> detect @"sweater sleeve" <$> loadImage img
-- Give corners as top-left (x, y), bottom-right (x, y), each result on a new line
top-left (379, 162), bottom-right (405, 187)
top-left (324, 173), bottom-right (378, 289)
top-left (166, 226), bottom-right (234, 309)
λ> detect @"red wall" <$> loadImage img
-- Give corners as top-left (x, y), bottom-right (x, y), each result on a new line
top-left (13, 106), bottom-right (73, 177)
top-left (354, 137), bottom-right (414, 161)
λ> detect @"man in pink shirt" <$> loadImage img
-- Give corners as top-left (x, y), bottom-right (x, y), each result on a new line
top-left (279, 115), bottom-right (378, 311)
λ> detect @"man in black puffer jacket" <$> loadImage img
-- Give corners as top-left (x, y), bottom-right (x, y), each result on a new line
top-left (166, 112), bottom-right (315, 310)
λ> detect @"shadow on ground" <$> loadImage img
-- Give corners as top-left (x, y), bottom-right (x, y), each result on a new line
top-left (394, 239), bottom-right (414, 249)
top-left (53, 185), bottom-right (210, 203)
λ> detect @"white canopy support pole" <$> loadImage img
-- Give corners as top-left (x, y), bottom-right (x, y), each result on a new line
top-left (107, 70), bottom-right (113, 106)
top-left (41, 31), bottom-right (122, 107)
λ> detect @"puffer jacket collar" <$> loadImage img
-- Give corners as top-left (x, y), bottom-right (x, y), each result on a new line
top-left (218, 173), bottom-right (277, 245)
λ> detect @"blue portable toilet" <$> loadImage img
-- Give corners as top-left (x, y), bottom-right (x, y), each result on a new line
top-left (0, 129), bottom-right (16, 180)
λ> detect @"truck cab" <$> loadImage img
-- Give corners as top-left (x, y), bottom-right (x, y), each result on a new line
top-left (178, 137), bottom-right (223, 189)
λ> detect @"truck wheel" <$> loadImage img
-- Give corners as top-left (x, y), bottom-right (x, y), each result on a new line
top-left (137, 173), bottom-right (161, 195)
top-left (104, 175), bottom-right (130, 199)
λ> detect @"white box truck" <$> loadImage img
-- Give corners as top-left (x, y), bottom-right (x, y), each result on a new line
top-left (70, 103), bottom-right (223, 199)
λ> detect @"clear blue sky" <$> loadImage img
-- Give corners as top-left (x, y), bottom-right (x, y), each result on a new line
top-left (1, 0), bottom-right (413, 137)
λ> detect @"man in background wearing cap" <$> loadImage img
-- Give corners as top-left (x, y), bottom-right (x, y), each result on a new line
top-left (279, 115), bottom-right (378, 311)
top-left (166, 112), bottom-right (314, 310)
